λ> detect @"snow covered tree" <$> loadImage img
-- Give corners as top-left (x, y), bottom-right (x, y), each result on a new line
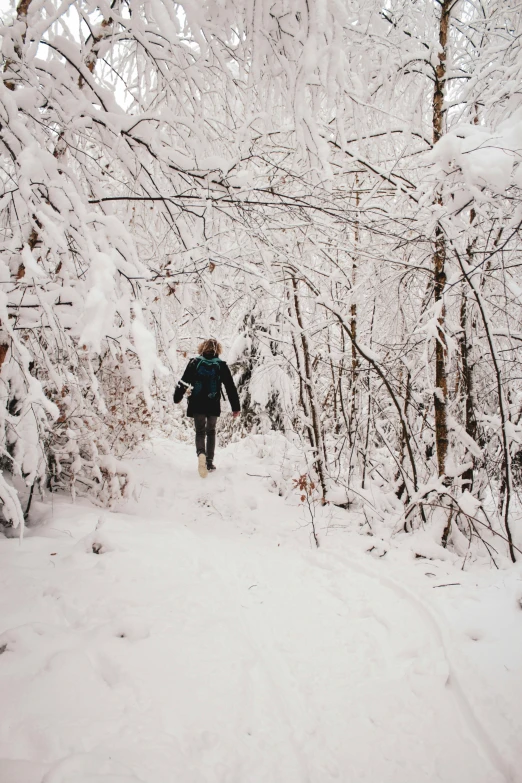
top-left (0, 0), bottom-right (520, 559)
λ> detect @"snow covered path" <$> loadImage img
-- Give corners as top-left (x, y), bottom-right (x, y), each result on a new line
top-left (0, 438), bottom-right (520, 782)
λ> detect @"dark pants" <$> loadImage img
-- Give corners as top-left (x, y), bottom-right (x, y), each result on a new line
top-left (193, 415), bottom-right (218, 463)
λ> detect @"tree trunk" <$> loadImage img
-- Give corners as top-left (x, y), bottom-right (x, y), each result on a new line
top-left (361, 300), bottom-right (376, 489)
top-left (348, 181), bottom-right (360, 444)
top-left (459, 288), bottom-right (478, 491)
top-left (291, 275), bottom-right (327, 497)
top-left (291, 330), bottom-right (315, 449)
top-left (432, 0), bottom-right (451, 479)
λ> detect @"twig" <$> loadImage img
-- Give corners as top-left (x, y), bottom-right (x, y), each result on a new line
top-left (433, 583), bottom-right (461, 588)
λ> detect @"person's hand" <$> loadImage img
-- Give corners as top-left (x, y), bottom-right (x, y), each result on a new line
top-left (232, 411), bottom-right (240, 418)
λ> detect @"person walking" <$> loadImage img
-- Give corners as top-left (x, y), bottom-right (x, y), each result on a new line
top-left (173, 338), bottom-right (240, 478)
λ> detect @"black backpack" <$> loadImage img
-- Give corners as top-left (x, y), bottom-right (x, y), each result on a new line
top-left (192, 357), bottom-right (221, 399)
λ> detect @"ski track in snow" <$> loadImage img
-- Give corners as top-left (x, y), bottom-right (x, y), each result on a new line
top-left (0, 437), bottom-right (520, 783)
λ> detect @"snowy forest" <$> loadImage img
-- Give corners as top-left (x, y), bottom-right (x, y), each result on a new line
top-left (1, 2), bottom-right (522, 781)
top-left (1, 0), bottom-right (521, 561)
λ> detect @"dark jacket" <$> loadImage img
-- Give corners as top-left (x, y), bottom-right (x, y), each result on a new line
top-left (173, 357), bottom-right (241, 417)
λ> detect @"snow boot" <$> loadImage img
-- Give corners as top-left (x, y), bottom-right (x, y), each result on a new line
top-left (198, 453), bottom-right (208, 478)
top-left (207, 461), bottom-right (216, 473)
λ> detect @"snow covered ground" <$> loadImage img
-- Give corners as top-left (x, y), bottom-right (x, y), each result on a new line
top-left (0, 436), bottom-right (521, 783)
